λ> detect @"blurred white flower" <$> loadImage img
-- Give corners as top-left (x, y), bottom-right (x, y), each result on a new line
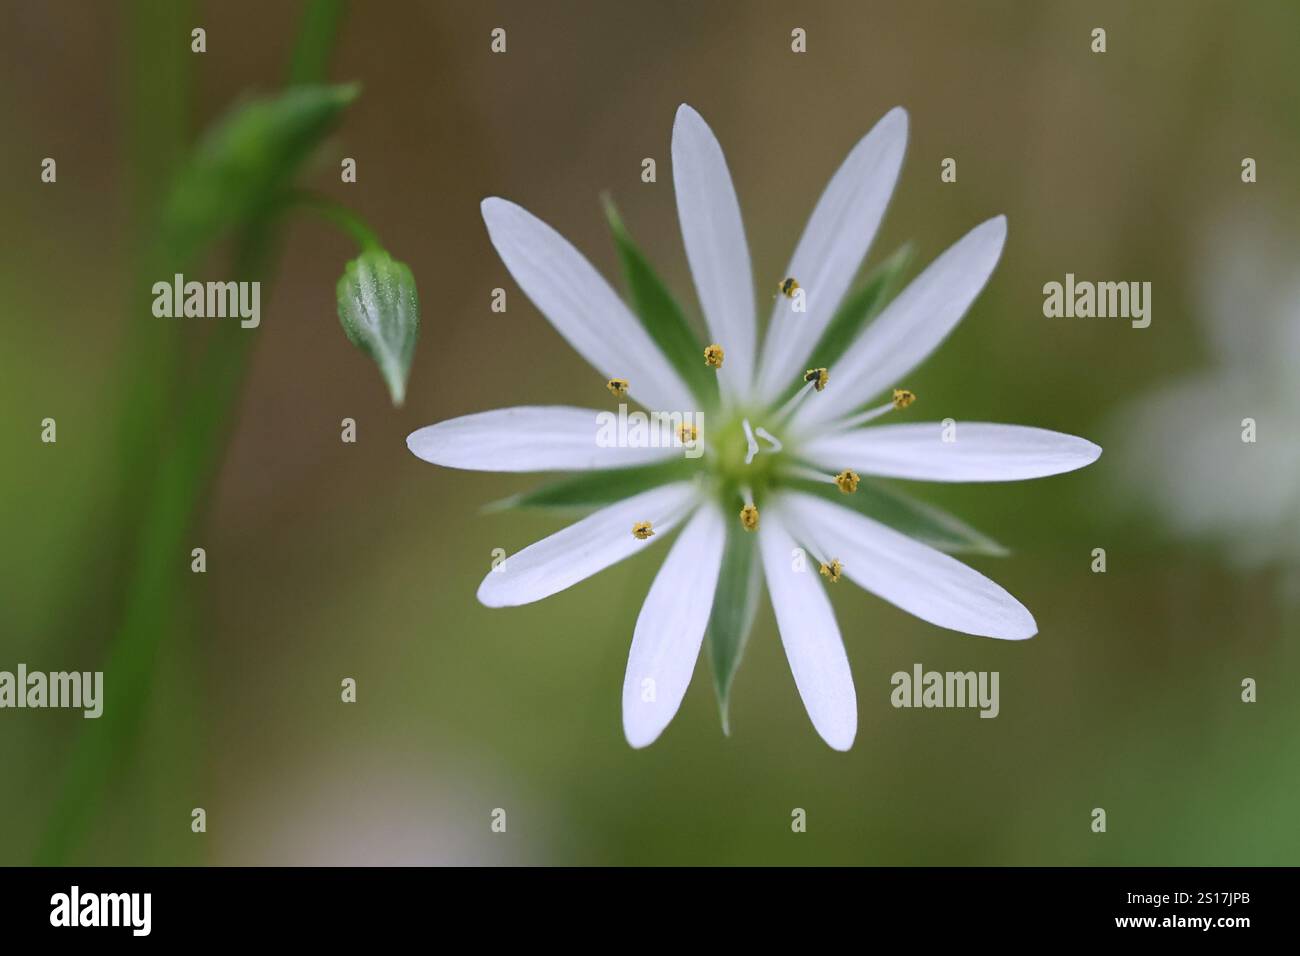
top-left (408, 105), bottom-right (1100, 750)
top-left (1116, 219), bottom-right (1300, 568)
top-left (216, 746), bottom-right (552, 865)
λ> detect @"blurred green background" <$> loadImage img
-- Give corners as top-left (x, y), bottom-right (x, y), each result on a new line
top-left (1, 0), bottom-right (1297, 865)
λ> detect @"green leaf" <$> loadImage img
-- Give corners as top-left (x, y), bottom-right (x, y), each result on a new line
top-left (163, 82), bottom-right (360, 262)
top-left (337, 249), bottom-right (421, 405)
top-left (707, 520), bottom-right (763, 734)
top-left (484, 459), bottom-right (701, 513)
top-left (792, 478), bottom-right (1008, 557)
top-left (603, 197), bottom-right (719, 408)
top-left (777, 243), bottom-right (914, 404)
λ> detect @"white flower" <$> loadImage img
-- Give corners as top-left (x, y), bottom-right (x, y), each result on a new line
top-left (1114, 218), bottom-right (1300, 569)
top-left (408, 104), bottom-right (1101, 750)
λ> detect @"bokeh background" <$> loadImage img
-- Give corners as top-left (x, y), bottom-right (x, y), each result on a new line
top-left (2, 0), bottom-right (1298, 865)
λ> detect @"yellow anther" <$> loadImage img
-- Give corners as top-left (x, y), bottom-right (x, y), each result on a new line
top-left (632, 521), bottom-right (655, 540)
top-left (704, 343), bottom-right (725, 369)
top-left (677, 422), bottom-right (698, 443)
top-left (606, 378), bottom-right (629, 397)
top-left (892, 388), bottom-right (916, 409)
top-left (819, 559), bottom-right (843, 583)
top-left (804, 367), bottom-right (829, 392)
top-left (779, 277), bottom-right (800, 298)
top-left (834, 469), bottom-right (860, 494)
top-left (739, 503), bottom-right (759, 532)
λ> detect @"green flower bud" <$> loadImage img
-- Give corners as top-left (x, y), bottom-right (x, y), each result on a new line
top-left (336, 249), bottom-right (420, 406)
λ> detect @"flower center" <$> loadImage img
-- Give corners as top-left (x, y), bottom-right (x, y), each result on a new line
top-left (650, 345), bottom-right (918, 536)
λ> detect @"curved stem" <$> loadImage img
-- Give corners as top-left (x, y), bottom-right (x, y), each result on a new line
top-left (290, 190), bottom-right (383, 252)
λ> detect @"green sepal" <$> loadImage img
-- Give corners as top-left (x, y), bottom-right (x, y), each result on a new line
top-left (707, 518), bottom-right (763, 735)
top-left (777, 242), bottom-right (914, 404)
top-left (483, 459), bottom-right (701, 513)
top-left (603, 197), bottom-right (719, 408)
top-left (792, 478), bottom-right (1008, 556)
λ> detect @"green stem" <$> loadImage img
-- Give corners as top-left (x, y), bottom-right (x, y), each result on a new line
top-left (34, 0), bottom-right (348, 865)
top-left (291, 190), bottom-right (383, 251)
top-left (289, 0), bottom-right (348, 86)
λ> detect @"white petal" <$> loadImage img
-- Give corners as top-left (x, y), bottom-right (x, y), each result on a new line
top-left (757, 508), bottom-right (857, 750)
top-left (794, 216), bottom-right (1007, 428)
top-left (622, 503), bottom-right (726, 748)
top-left (801, 422), bottom-right (1102, 482)
top-left (672, 105), bottom-right (757, 402)
top-left (406, 406), bottom-right (678, 472)
top-left (477, 482), bottom-right (697, 608)
top-left (782, 491), bottom-right (1036, 640)
top-left (481, 197), bottom-right (695, 414)
top-left (754, 108), bottom-right (908, 403)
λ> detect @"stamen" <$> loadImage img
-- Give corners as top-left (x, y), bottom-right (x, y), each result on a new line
top-left (754, 426), bottom-right (783, 453)
top-left (786, 465), bottom-right (861, 494)
top-left (779, 277), bottom-right (800, 298)
top-left (818, 558), bottom-right (844, 583)
top-left (787, 465), bottom-right (833, 484)
top-left (742, 419), bottom-right (760, 465)
top-left (830, 388), bottom-right (917, 432)
top-left (738, 487), bottom-right (759, 531)
top-left (836, 402), bottom-right (893, 429)
top-left (606, 378), bottom-right (629, 397)
top-left (704, 343), bottom-right (725, 369)
top-left (777, 380), bottom-right (815, 417)
top-left (677, 422), bottom-right (698, 444)
top-left (773, 367), bottom-right (829, 422)
top-left (775, 368), bottom-right (830, 426)
top-left (631, 521), bottom-right (655, 540)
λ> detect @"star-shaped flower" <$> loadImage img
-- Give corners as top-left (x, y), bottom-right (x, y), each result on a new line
top-left (408, 104), bottom-right (1101, 749)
